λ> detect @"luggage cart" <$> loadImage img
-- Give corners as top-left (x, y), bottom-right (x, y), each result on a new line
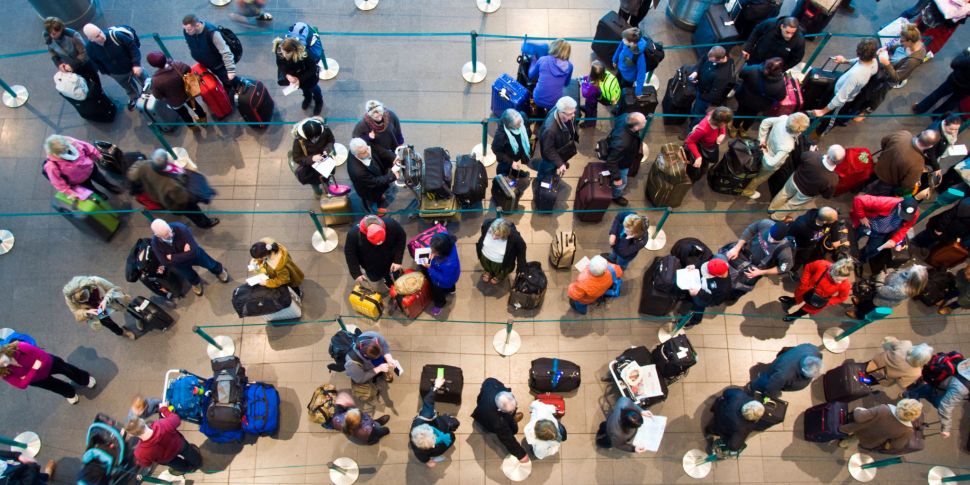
top-left (608, 346), bottom-right (668, 408)
top-left (162, 369), bottom-right (206, 424)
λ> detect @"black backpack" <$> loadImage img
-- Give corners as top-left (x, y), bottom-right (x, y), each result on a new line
top-left (327, 327), bottom-right (363, 372)
top-left (109, 25), bottom-right (140, 48)
top-left (642, 37), bottom-right (665, 72)
top-left (210, 25), bottom-right (243, 63)
top-left (451, 154), bottom-right (488, 206)
top-left (514, 261), bottom-right (548, 295)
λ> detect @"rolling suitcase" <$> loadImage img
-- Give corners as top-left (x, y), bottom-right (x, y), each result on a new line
top-left (349, 285), bottom-right (383, 320)
top-left (235, 78), bottom-right (274, 128)
top-left (319, 195), bottom-right (352, 226)
top-left (452, 154), bottom-right (488, 207)
top-left (536, 393), bottom-right (566, 417)
top-left (707, 137), bottom-right (763, 195)
top-left (232, 285), bottom-right (293, 318)
top-left (422, 147), bottom-right (453, 199)
top-left (651, 334), bottom-right (697, 380)
top-left (493, 173), bottom-right (529, 212)
top-left (61, 84), bottom-right (117, 123)
top-left (52, 192), bottom-right (120, 242)
top-left (752, 393), bottom-right (789, 430)
top-left (662, 65), bottom-right (696, 126)
top-left (390, 271), bottom-right (431, 319)
top-left (693, 4), bottom-right (740, 60)
top-left (491, 73), bottom-right (531, 117)
top-left (533, 175), bottom-right (560, 213)
top-left (191, 63), bottom-right (232, 119)
top-left (509, 261), bottom-right (547, 310)
top-left (263, 287), bottom-right (303, 322)
top-left (795, 0), bottom-right (840, 35)
top-left (800, 59), bottom-right (850, 111)
top-left (766, 72), bottom-right (803, 116)
top-left (242, 382), bottom-right (280, 436)
top-left (419, 365), bottom-right (464, 405)
top-left (136, 79), bottom-right (180, 132)
top-left (804, 401), bottom-right (849, 442)
top-left (126, 296), bottom-right (175, 331)
top-left (616, 86), bottom-right (659, 116)
top-left (833, 147), bottom-right (874, 196)
top-left (550, 230), bottom-right (577, 269)
top-left (671, 238), bottom-right (713, 267)
top-left (529, 358), bottom-right (582, 393)
top-left (638, 257), bottom-right (680, 315)
top-left (574, 162), bottom-right (614, 223)
top-left (593, 11), bottom-right (631, 65)
top-left (823, 360), bottom-right (873, 403)
top-left (927, 240), bottom-right (970, 270)
top-left (646, 143), bottom-right (692, 207)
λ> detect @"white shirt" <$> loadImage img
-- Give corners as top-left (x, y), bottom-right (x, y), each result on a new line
top-left (481, 234), bottom-right (508, 263)
top-left (758, 116), bottom-right (797, 169)
top-left (524, 401), bottom-right (562, 459)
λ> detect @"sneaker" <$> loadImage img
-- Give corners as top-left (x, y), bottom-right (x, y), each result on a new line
top-left (87, 376), bottom-right (97, 388)
top-left (746, 190), bottom-right (761, 200)
top-left (514, 412), bottom-right (524, 423)
top-left (67, 394), bottom-right (80, 405)
top-left (256, 12), bottom-right (273, 21)
top-left (429, 306), bottom-right (442, 316)
top-left (612, 196), bottom-right (629, 207)
top-left (192, 284), bottom-right (204, 296)
top-left (375, 415), bottom-right (390, 426)
top-left (893, 79), bottom-right (908, 89)
top-left (123, 330), bottom-right (136, 340)
top-left (218, 269), bottom-right (231, 283)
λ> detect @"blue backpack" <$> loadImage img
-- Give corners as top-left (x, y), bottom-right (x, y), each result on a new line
top-left (604, 265), bottom-right (621, 298)
top-left (242, 383), bottom-right (280, 436)
top-left (166, 375), bottom-right (206, 423)
top-left (286, 22), bottom-right (323, 62)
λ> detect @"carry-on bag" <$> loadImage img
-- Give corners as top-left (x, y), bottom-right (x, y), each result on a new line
top-left (136, 79), bottom-right (180, 132)
top-left (646, 143), bottom-right (691, 207)
top-left (492, 173), bottom-right (529, 213)
top-left (651, 334), bottom-right (697, 380)
top-left (550, 230), bottom-right (577, 269)
top-left (390, 270), bottom-right (432, 319)
top-left (319, 194), bottom-right (353, 226)
top-left (418, 195), bottom-right (459, 220)
top-left (574, 162), bottom-right (614, 223)
top-left (348, 285), bottom-right (383, 320)
top-left (535, 393), bottom-right (566, 417)
top-left (533, 174), bottom-right (561, 213)
top-left (638, 257), bottom-right (680, 315)
top-left (191, 63), bottom-right (232, 119)
top-left (927, 239), bottom-right (970, 270)
top-left (231, 284), bottom-right (292, 318)
top-left (616, 86), bottom-right (659, 116)
top-left (529, 358), bottom-right (582, 393)
top-left (707, 137), bottom-right (763, 195)
top-left (671, 238), bottom-right (713, 267)
top-left (662, 65), bottom-right (697, 125)
top-left (823, 360), bottom-right (874, 402)
top-left (206, 361), bottom-right (246, 431)
top-left (593, 11), bottom-right (631, 64)
top-left (165, 371), bottom-right (206, 423)
top-left (803, 401), bottom-right (849, 442)
top-left (263, 287), bottom-right (303, 322)
top-left (753, 393), bottom-right (789, 430)
top-left (800, 58), bottom-right (851, 111)
top-left (509, 261), bottom-right (548, 310)
top-left (235, 78), bottom-right (274, 128)
top-left (408, 224), bottom-right (447, 259)
top-left (52, 192), bottom-right (120, 242)
top-left (422, 147), bottom-right (453, 199)
top-left (916, 269), bottom-right (957, 306)
top-left (766, 72), bottom-right (803, 117)
top-left (242, 382), bottom-right (280, 435)
top-left (491, 73), bottom-right (531, 117)
top-left (692, 4), bottom-right (740, 60)
top-left (126, 296), bottom-right (175, 331)
top-left (452, 154), bottom-right (488, 207)
top-left (796, 0), bottom-right (840, 35)
top-left (419, 364), bottom-right (464, 405)
top-left (61, 83), bottom-right (116, 123)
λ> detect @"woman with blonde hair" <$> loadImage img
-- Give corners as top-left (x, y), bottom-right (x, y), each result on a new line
top-left (606, 212), bottom-right (648, 269)
top-left (847, 265), bottom-right (928, 319)
top-left (274, 36), bottom-right (322, 114)
top-left (528, 38), bottom-right (574, 118)
top-left (867, 337), bottom-right (933, 387)
top-left (43, 134), bottom-right (119, 200)
top-left (779, 258), bottom-right (853, 322)
top-left (475, 218), bottom-right (528, 285)
top-left (838, 399), bottom-right (923, 452)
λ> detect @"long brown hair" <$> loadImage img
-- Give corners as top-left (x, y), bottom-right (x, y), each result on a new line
top-left (0, 343), bottom-right (20, 378)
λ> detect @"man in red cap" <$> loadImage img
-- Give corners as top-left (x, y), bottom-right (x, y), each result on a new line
top-left (684, 256), bottom-right (732, 327)
top-left (344, 215), bottom-right (407, 289)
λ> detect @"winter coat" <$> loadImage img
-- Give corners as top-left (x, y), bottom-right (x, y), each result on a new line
top-left (946, 49), bottom-right (970, 94)
top-left (568, 263), bottom-right (622, 304)
top-left (62, 275), bottom-right (132, 327)
top-left (343, 218), bottom-right (406, 281)
top-left (1, 342), bottom-right (53, 389)
top-left (734, 64), bottom-right (786, 114)
top-left (709, 387), bottom-right (759, 452)
top-left (609, 211), bottom-right (648, 261)
top-left (45, 28), bottom-right (89, 70)
top-left (925, 197), bottom-right (970, 242)
top-left (332, 406), bottom-right (383, 445)
top-left (133, 407), bottom-right (186, 467)
top-left (867, 338), bottom-right (923, 387)
top-left (873, 131), bottom-right (926, 192)
top-left (183, 21), bottom-right (234, 74)
top-left (839, 404), bottom-right (916, 452)
top-left (606, 113), bottom-right (642, 177)
top-left (44, 138), bottom-right (99, 198)
top-left (750, 343), bottom-right (822, 398)
top-left (150, 61), bottom-right (193, 108)
top-left (150, 222), bottom-right (202, 267)
top-left (606, 396), bottom-right (643, 452)
top-left (471, 378), bottom-right (527, 459)
top-left (934, 366), bottom-right (970, 433)
top-left (528, 55), bottom-right (574, 109)
top-left (351, 110), bottom-right (405, 166)
top-left (251, 238), bottom-right (304, 289)
top-left (346, 152), bottom-right (396, 205)
top-left (428, 243), bottom-right (461, 289)
top-left (850, 195), bottom-right (918, 245)
top-left (343, 331), bottom-right (391, 384)
top-left (685, 115), bottom-right (724, 161)
top-left (290, 123), bottom-right (336, 185)
top-left (492, 123), bottom-right (532, 177)
top-left (274, 39), bottom-right (320, 88)
top-left (538, 108), bottom-right (579, 168)
top-left (872, 269), bottom-right (915, 308)
top-left (612, 38), bottom-right (649, 96)
top-left (742, 18), bottom-right (806, 70)
top-left (693, 59), bottom-right (735, 104)
top-left (127, 160), bottom-right (195, 210)
top-left (85, 28), bottom-right (141, 75)
top-left (475, 218), bottom-right (527, 274)
top-left (409, 388), bottom-right (457, 463)
top-left (793, 260), bottom-right (851, 315)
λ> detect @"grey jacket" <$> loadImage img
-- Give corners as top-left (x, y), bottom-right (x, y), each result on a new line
top-left (606, 396), bottom-right (643, 453)
top-left (873, 269), bottom-right (911, 308)
top-left (344, 332), bottom-right (391, 384)
top-left (936, 370), bottom-right (970, 433)
top-left (45, 28), bottom-right (89, 69)
top-left (62, 276), bottom-right (131, 328)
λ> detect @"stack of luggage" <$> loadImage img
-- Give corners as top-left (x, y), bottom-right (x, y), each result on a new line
top-left (419, 147), bottom-right (458, 220)
top-left (196, 356), bottom-right (281, 442)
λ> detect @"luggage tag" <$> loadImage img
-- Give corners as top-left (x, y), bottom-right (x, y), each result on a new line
top-left (134, 299), bottom-right (151, 312)
top-left (540, 181), bottom-right (552, 189)
top-left (675, 347), bottom-right (689, 360)
top-left (600, 170), bottom-right (611, 177)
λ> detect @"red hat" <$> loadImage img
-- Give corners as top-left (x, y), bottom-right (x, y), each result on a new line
top-left (146, 51), bottom-right (166, 69)
top-left (706, 258), bottom-right (729, 278)
top-left (365, 224), bottom-right (386, 245)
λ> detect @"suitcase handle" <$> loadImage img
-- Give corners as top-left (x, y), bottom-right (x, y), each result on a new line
top-left (819, 57), bottom-right (854, 74)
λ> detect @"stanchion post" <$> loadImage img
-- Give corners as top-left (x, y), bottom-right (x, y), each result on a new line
top-left (309, 211), bottom-right (338, 253)
top-left (316, 30), bottom-right (340, 80)
top-left (192, 326), bottom-right (222, 350)
top-left (848, 453), bottom-right (903, 482)
top-left (0, 78), bottom-right (20, 98)
top-left (802, 33), bottom-right (833, 74)
top-left (493, 318), bottom-right (521, 356)
top-left (0, 436), bottom-right (28, 449)
top-left (471, 31), bottom-right (479, 74)
top-left (462, 31), bottom-right (487, 83)
top-left (659, 311), bottom-right (693, 342)
top-left (149, 124), bottom-right (178, 159)
top-left (334, 315), bottom-right (359, 335)
top-left (471, 118), bottom-right (497, 167)
top-left (193, 325), bottom-right (236, 359)
top-left (645, 207), bottom-right (670, 251)
top-left (861, 457), bottom-right (903, 470)
top-left (0, 77), bottom-right (28, 108)
top-left (644, 113), bottom-right (655, 132)
top-left (140, 476), bottom-right (174, 485)
top-left (481, 119), bottom-right (488, 153)
top-left (822, 307), bottom-right (892, 353)
top-left (152, 33), bottom-right (173, 60)
top-left (941, 474), bottom-right (970, 483)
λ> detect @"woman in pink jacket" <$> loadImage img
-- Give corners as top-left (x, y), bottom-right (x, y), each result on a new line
top-left (0, 341), bottom-right (95, 404)
top-left (43, 134), bottom-right (119, 200)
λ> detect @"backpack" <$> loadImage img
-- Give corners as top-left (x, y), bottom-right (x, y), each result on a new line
top-left (642, 37), bottom-right (665, 72)
top-left (327, 327), bottom-right (363, 373)
top-left (922, 351), bottom-right (965, 388)
top-left (604, 265), bottom-right (621, 298)
top-left (653, 254), bottom-right (681, 293)
top-left (211, 25), bottom-right (243, 63)
top-left (206, 356), bottom-right (247, 431)
top-left (514, 261), bottom-right (548, 294)
top-left (306, 383), bottom-right (338, 428)
top-left (109, 25), bottom-right (140, 48)
top-left (286, 22), bottom-right (323, 62)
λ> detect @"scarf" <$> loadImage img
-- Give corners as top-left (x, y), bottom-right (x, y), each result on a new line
top-left (503, 125), bottom-right (531, 156)
top-left (364, 114), bottom-right (387, 134)
top-left (432, 426), bottom-right (452, 447)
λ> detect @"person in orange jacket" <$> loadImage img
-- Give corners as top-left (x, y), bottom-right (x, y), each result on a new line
top-left (568, 255), bottom-right (622, 314)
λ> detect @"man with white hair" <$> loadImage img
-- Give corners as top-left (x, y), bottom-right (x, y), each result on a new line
top-left (750, 343), bottom-right (823, 398)
top-left (82, 23), bottom-right (145, 111)
top-left (705, 386), bottom-right (765, 452)
top-left (537, 96), bottom-right (580, 180)
top-left (567, 254), bottom-right (623, 314)
top-left (351, 100), bottom-right (406, 165)
top-left (150, 219), bottom-right (229, 297)
top-left (768, 144), bottom-right (846, 221)
top-left (346, 137), bottom-right (401, 213)
top-left (472, 378), bottom-right (529, 463)
top-left (128, 149), bottom-right (219, 228)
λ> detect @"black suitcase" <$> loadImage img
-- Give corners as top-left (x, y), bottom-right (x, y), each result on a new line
top-left (593, 11), bottom-right (631, 65)
top-left (422, 147), bottom-right (453, 199)
top-left (752, 392), bottom-right (788, 430)
top-left (452, 154), bottom-right (488, 207)
top-left (707, 137), bottom-right (763, 195)
top-left (492, 174), bottom-right (528, 212)
top-left (804, 401), bottom-right (849, 442)
top-left (141, 273), bottom-right (186, 300)
top-left (235, 78), bottom-right (274, 129)
top-left (693, 4), bottom-right (740, 60)
top-left (574, 162), bottom-right (614, 223)
top-left (800, 59), bottom-right (849, 111)
top-left (671, 238), bottom-right (713, 268)
top-left (651, 334), bottom-right (697, 380)
top-left (638, 257), bottom-right (680, 315)
top-left (533, 175), bottom-right (560, 213)
top-left (616, 86), bottom-right (659, 116)
top-left (62, 86), bottom-right (117, 123)
top-left (916, 268), bottom-right (956, 306)
top-left (794, 0), bottom-right (838, 35)
top-left (662, 65), bottom-right (696, 126)
top-left (823, 360), bottom-right (873, 402)
top-left (126, 296), bottom-right (175, 331)
top-left (529, 358), bottom-right (582, 393)
top-left (419, 364), bottom-right (464, 405)
top-left (93, 141), bottom-right (130, 176)
top-left (231, 285), bottom-right (293, 317)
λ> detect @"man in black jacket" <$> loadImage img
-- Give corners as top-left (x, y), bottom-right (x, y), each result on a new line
top-left (788, 206), bottom-right (848, 273)
top-left (689, 46), bottom-right (735, 129)
top-left (750, 343), bottom-right (823, 398)
top-left (347, 137), bottom-right (400, 213)
top-left (150, 219), bottom-right (229, 297)
top-left (742, 17), bottom-right (806, 70)
top-left (912, 197), bottom-right (970, 250)
top-left (537, 97), bottom-right (580, 180)
top-left (686, 257), bottom-right (732, 326)
top-left (605, 112), bottom-right (646, 206)
top-left (705, 386), bottom-right (765, 452)
top-left (768, 144), bottom-right (844, 221)
top-left (913, 48), bottom-right (970, 117)
top-left (471, 378), bottom-right (529, 463)
top-left (344, 215), bottom-right (406, 289)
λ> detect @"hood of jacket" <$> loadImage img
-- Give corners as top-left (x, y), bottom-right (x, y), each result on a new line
top-left (547, 56), bottom-right (572, 77)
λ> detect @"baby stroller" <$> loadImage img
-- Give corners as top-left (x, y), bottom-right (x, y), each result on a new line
top-left (608, 346), bottom-right (668, 408)
top-left (76, 413), bottom-right (146, 485)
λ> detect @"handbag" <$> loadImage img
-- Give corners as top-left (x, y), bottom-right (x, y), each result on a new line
top-left (53, 71), bottom-right (88, 101)
top-left (801, 272), bottom-right (831, 309)
top-left (852, 279), bottom-right (880, 302)
top-left (182, 71), bottom-right (202, 98)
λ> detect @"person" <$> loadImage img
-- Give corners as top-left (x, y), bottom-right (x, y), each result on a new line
top-left (62, 275), bottom-right (137, 339)
top-left (912, 47), bottom-right (970, 117)
top-left (605, 112), bottom-right (647, 205)
top-left (0, 450), bottom-right (55, 484)
top-left (850, 195), bottom-right (919, 266)
top-left (145, 52), bottom-right (207, 129)
top-left (128, 394), bottom-right (162, 421)
top-left (788, 207), bottom-right (849, 273)
top-left (476, 218), bottom-right (528, 285)
top-left (619, 0), bottom-right (652, 26)
top-left (580, 60), bottom-right (621, 128)
top-left (44, 16), bottom-right (100, 92)
top-left (866, 130), bottom-right (939, 196)
top-left (723, 220), bottom-right (794, 292)
top-left (741, 17), bottom-right (806, 70)
top-left (937, 265), bottom-right (970, 315)
top-left (848, 24), bottom-right (926, 122)
top-left (705, 386), bottom-right (764, 452)
top-left (602, 396), bottom-right (653, 452)
top-left (471, 378), bottom-right (529, 463)
top-left (230, 0), bottom-right (273, 23)
top-left (750, 343), bottom-right (823, 398)
top-left (611, 28), bottom-right (649, 94)
top-left (182, 15), bottom-right (237, 90)
top-left (866, 337), bottom-right (933, 387)
top-left (43, 134), bottom-right (119, 200)
top-left (351, 100), bottom-right (405, 169)
top-left (409, 376), bottom-right (458, 467)
top-left (912, 196), bottom-right (970, 250)
top-left (847, 265), bottom-right (928, 319)
top-left (492, 109), bottom-right (532, 178)
top-left (289, 116), bottom-right (337, 197)
top-left (274, 37), bottom-right (322, 115)
top-left (537, 96), bottom-right (580, 180)
top-left (567, 255), bottom-right (623, 314)
top-left (149, 219), bottom-right (230, 297)
top-left (768, 144), bottom-right (845, 220)
top-left (685, 257), bottom-right (732, 326)
top-left (524, 398), bottom-right (567, 459)
top-left (810, 38), bottom-right (880, 133)
top-left (331, 390), bottom-right (391, 445)
top-left (344, 215), bottom-right (406, 290)
top-left (778, 258), bottom-right (853, 322)
top-left (743, 113), bottom-right (810, 199)
top-left (346, 137), bottom-right (401, 213)
top-left (82, 23), bottom-right (145, 111)
top-left (689, 46), bottom-right (735, 128)
top-left (838, 399), bottom-right (923, 452)
top-left (924, 115), bottom-right (962, 173)
top-left (417, 232), bottom-right (460, 316)
top-left (904, 358), bottom-right (969, 439)
top-left (906, 0), bottom-right (970, 56)
top-left (606, 212), bottom-right (648, 269)
top-left (731, 58), bottom-right (787, 134)
top-left (128, 149), bottom-right (220, 228)
top-left (684, 106), bottom-right (732, 182)
top-left (249, 238), bottom-right (304, 296)
top-left (0, 340), bottom-right (95, 404)
top-left (344, 330), bottom-right (400, 405)
top-left (528, 39), bottom-right (574, 117)
top-left (127, 407), bottom-right (202, 476)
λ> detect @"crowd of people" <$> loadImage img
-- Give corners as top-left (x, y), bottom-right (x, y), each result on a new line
top-left (2, 1), bottom-right (969, 482)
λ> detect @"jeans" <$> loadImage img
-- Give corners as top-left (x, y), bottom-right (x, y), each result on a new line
top-left (29, 356), bottom-right (90, 399)
top-left (768, 177), bottom-right (815, 220)
top-left (301, 83), bottom-right (323, 109)
top-left (689, 98), bottom-right (711, 129)
top-left (914, 77), bottom-right (963, 117)
top-left (98, 315), bottom-right (126, 336)
top-left (570, 299), bottom-right (588, 314)
top-left (612, 168), bottom-right (629, 199)
top-left (107, 70), bottom-right (146, 102)
top-left (609, 250), bottom-right (634, 270)
top-left (362, 184), bottom-right (398, 214)
top-left (171, 247), bottom-right (224, 286)
top-left (855, 227), bottom-right (892, 264)
top-left (905, 382), bottom-right (943, 408)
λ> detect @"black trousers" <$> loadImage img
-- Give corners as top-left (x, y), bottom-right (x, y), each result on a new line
top-left (164, 441), bottom-right (202, 475)
top-left (29, 356), bottom-right (90, 398)
top-left (174, 100), bottom-right (208, 123)
top-left (79, 166), bottom-right (121, 199)
top-left (429, 282), bottom-right (456, 307)
top-left (619, 2), bottom-right (652, 27)
top-left (98, 315), bottom-right (126, 336)
top-left (179, 201), bottom-right (218, 228)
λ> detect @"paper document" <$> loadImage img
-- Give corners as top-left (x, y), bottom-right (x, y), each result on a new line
top-left (282, 83), bottom-right (300, 96)
top-left (312, 157), bottom-right (336, 178)
top-left (945, 144), bottom-right (968, 158)
top-left (575, 256), bottom-right (590, 272)
top-left (414, 247), bottom-right (431, 265)
top-left (676, 268), bottom-right (702, 290)
top-left (246, 274), bottom-right (269, 286)
top-left (622, 363), bottom-right (664, 398)
top-left (632, 415), bottom-right (667, 452)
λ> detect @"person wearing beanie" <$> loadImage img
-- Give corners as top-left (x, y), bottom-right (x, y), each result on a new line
top-left (273, 36), bottom-right (322, 115)
top-left (722, 219), bottom-right (794, 297)
top-left (128, 149), bottom-right (220, 229)
top-left (289, 116), bottom-right (336, 197)
top-left (351, 100), bottom-right (406, 167)
top-left (146, 51), bottom-right (208, 130)
top-left (567, 255), bottom-right (623, 314)
top-left (43, 134), bottom-right (120, 200)
top-left (150, 219), bottom-right (230, 297)
top-left (344, 215), bottom-right (406, 289)
top-left (684, 256), bottom-right (732, 326)
top-left (778, 258), bottom-right (853, 323)
top-left (850, 195), bottom-right (919, 270)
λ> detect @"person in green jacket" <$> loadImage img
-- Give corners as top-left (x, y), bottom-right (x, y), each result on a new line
top-left (580, 60), bottom-right (621, 128)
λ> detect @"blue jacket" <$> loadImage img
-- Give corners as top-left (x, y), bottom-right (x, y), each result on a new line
top-left (528, 55), bottom-right (574, 110)
top-left (612, 38), bottom-right (648, 96)
top-left (86, 28), bottom-right (141, 75)
top-left (609, 211), bottom-right (646, 261)
top-left (751, 343), bottom-right (822, 398)
top-left (428, 243), bottom-right (460, 289)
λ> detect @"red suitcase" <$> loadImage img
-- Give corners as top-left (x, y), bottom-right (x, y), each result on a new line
top-left (191, 63), bottom-right (232, 119)
top-left (834, 147), bottom-right (874, 196)
top-left (766, 73), bottom-right (802, 117)
top-left (389, 271), bottom-right (431, 319)
top-left (535, 393), bottom-right (565, 418)
top-left (574, 162), bottom-right (614, 223)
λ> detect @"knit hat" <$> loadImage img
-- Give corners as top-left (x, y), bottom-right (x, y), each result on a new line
top-left (769, 222), bottom-right (790, 240)
top-left (705, 258), bottom-right (729, 278)
top-left (899, 197), bottom-right (919, 221)
top-left (146, 51), bottom-right (166, 69)
top-left (366, 224), bottom-right (386, 245)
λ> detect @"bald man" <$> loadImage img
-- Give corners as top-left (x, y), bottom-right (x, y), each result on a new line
top-left (768, 144), bottom-right (845, 221)
top-left (82, 23), bottom-right (145, 110)
top-left (604, 111), bottom-right (647, 206)
top-left (149, 219), bottom-right (229, 296)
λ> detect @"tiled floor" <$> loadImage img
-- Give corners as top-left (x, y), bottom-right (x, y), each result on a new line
top-left (0, 0), bottom-right (968, 483)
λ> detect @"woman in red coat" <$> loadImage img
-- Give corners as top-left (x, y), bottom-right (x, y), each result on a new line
top-left (778, 258), bottom-right (853, 322)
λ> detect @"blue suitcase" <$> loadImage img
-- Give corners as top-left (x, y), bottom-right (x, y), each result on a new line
top-left (491, 74), bottom-right (530, 117)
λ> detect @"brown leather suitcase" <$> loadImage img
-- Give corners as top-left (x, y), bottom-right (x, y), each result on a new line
top-left (927, 240), bottom-right (969, 270)
top-left (319, 194), bottom-right (352, 226)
